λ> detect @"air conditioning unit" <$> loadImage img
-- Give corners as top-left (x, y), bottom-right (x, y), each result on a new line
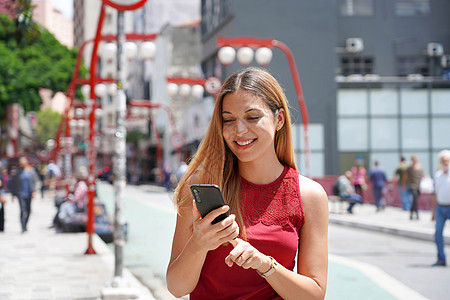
top-left (441, 55), bottom-right (450, 68)
top-left (427, 43), bottom-right (444, 57)
top-left (346, 38), bottom-right (364, 53)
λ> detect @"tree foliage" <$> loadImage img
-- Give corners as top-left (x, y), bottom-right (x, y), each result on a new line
top-left (35, 108), bottom-right (61, 146)
top-left (0, 13), bottom-right (85, 119)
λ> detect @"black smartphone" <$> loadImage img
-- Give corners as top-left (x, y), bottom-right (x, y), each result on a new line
top-left (190, 184), bottom-right (229, 224)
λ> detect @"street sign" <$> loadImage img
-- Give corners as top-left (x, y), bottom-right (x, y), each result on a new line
top-left (170, 133), bottom-right (185, 150)
top-left (204, 76), bottom-right (222, 95)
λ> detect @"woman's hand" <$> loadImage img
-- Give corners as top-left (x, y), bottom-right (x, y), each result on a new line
top-left (191, 201), bottom-right (239, 252)
top-left (225, 238), bottom-right (271, 274)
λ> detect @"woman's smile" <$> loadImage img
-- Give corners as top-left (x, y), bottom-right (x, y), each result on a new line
top-left (235, 139), bottom-right (256, 147)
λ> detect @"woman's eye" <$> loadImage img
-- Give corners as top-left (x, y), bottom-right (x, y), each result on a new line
top-left (223, 119), bottom-right (234, 123)
top-left (248, 116), bottom-right (260, 121)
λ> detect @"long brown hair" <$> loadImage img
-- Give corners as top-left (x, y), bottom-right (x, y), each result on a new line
top-left (174, 67), bottom-right (297, 238)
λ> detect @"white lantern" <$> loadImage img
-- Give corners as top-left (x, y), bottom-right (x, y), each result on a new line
top-left (255, 47), bottom-right (273, 66)
top-left (95, 108), bottom-right (103, 118)
top-left (140, 41), bottom-right (156, 60)
top-left (108, 83), bottom-right (117, 96)
top-left (130, 107), bottom-right (140, 116)
top-left (101, 43), bottom-right (116, 61)
top-left (179, 84), bottom-right (191, 98)
top-left (69, 119), bottom-right (77, 128)
top-left (75, 108), bottom-right (85, 117)
top-left (218, 46), bottom-right (236, 65)
top-left (81, 84), bottom-right (90, 100)
top-left (237, 47), bottom-right (254, 66)
top-left (139, 108), bottom-right (148, 117)
top-left (94, 83), bottom-right (107, 98)
top-left (124, 42), bottom-right (138, 60)
top-left (191, 84), bottom-right (204, 99)
top-left (46, 139), bottom-right (55, 150)
top-left (77, 119), bottom-right (86, 127)
top-left (167, 83), bottom-right (179, 98)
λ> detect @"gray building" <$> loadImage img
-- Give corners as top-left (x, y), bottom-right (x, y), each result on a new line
top-left (201, 0), bottom-right (450, 177)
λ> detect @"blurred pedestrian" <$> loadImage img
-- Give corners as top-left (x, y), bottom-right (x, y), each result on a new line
top-left (394, 156), bottom-right (410, 210)
top-left (432, 150), bottom-right (450, 267)
top-left (58, 171), bottom-right (88, 221)
top-left (38, 163), bottom-right (49, 199)
top-left (163, 163), bottom-right (172, 191)
top-left (369, 161), bottom-right (387, 212)
top-left (351, 159), bottom-right (367, 202)
top-left (337, 170), bottom-right (363, 214)
top-left (402, 155), bottom-right (424, 220)
top-left (9, 157), bottom-right (39, 233)
top-left (166, 67), bottom-right (328, 299)
top-left (176, 161), bottom-right (188, 182)
top-left (46, 159), bottom-right (61, 194)
top-left (0, 165), bottom-right (6, 232)
top-left (2, 167), bottom-right (9, 193)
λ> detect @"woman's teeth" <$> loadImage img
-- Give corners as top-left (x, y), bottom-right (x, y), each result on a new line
top-left (236, 140), bottom-right (254, 146)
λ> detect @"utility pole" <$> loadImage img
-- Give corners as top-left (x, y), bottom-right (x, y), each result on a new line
top-left (114, 9), bottom-right (127, 278)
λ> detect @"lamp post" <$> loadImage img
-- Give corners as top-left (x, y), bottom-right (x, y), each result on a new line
top-left (96, 2), bottom-right (152, 297)
top-left (216, 36), bottom-right (311, 176)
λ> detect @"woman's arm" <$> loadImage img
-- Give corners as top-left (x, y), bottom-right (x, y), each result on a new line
top-left (166, 194), bottom-right (239, 298)
top-left (225, 175), bottom-right (329, 300)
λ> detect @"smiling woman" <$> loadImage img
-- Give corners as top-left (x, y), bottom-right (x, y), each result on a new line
top-left (166, 67), bottom-right (329, 300)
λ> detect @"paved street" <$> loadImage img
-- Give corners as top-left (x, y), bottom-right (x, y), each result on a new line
top-left (97, 181), bottom-right (450, 300)
top-left (0, 189), bottom-right (154, 300)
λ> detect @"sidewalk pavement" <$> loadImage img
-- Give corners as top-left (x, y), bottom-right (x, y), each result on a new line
top-left (328, 199), bottom-right (450, 245)
top-left (1, 186), bottom-right (447, 300)
top-left (0, 192), bottom-right (155, 300)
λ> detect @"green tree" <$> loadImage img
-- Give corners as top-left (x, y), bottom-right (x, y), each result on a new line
top-left (0, 13), bottom-right (86, 120)
top-left (35, 108), bottom-right (61, 146)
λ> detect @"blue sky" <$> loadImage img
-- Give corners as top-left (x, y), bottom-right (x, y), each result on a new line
top-left (51, 0), bottom-right (73, 18)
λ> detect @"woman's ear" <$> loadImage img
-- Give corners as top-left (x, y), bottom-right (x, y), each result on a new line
top-left (276, 108), bottom-right (286, 131)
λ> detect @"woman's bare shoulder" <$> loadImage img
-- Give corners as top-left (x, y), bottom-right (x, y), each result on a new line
top-left (298, 174), bottom-right (328, 208)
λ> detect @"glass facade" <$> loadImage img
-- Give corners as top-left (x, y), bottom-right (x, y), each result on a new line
top-left (293, 123), bottom-right (325, 176)
top-left (338, 88), bottom-right (450, 176)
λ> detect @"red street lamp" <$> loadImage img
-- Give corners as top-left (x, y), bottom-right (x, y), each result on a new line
top-left (216, 36), bottom-right (311, 176)
top-left (50, 0), bottom-right (155, 258)
top-left (128, 99), bottom-right (185, 169)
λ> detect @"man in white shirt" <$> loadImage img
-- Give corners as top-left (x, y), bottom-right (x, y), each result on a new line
top-left (432, 150), bottom-right (450, 267)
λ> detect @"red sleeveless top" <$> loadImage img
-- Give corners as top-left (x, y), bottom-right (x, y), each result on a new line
top-left (191, 166), bottom-right (305, 300)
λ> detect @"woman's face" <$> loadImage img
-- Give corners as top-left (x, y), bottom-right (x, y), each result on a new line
top-left (221, 91), bottom-right (283, 164)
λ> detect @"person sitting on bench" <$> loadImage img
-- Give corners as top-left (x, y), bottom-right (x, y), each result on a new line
top-left (335, 170), bottom-right (362, 214)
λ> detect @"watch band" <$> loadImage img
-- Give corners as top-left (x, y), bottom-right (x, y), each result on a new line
top-left (257, 256), bottom-right (279, 278)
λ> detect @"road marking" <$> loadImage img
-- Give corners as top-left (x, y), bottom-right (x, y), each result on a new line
top-left (329, 254), bottom-right (429, 300)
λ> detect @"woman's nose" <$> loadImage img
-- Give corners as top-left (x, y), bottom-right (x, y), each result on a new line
top-left (235, 119), bottom-right (248, 134)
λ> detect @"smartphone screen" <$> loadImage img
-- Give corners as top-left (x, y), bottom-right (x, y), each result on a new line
top-left (190, 184), bottom-right (229, 224)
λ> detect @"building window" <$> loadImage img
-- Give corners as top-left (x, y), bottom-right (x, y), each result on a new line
top-left (340, 56), bottom-right (374, 75)
top-left (292, 123), bottom-right (325, 177)
top-left (338, 118), bottom-right (369, 151)
top-left (396, 55), bottom-right (428, 76)
top-left (370, 118), bottom-right (398, 150)
top-left (337, 89), bottom-right (368, 116)
top-left (201, 0), bottom-right (232, 36)
top-left (400, 89), bottom-right (428, 115)
top-left (395, 0), bottom-right (430, 16)
top-left (339, 0), bottom-right (374, 16)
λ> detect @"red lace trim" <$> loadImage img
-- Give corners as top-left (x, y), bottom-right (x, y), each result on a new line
top-left (240, 166), bottom-right (304, 229)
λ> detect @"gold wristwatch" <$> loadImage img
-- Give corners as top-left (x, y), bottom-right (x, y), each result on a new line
top-left (257, 256), bottom-right (279, 278)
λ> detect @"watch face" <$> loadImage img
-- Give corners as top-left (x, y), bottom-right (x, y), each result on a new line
top-left (273, 259), bottom-right (279, 268)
